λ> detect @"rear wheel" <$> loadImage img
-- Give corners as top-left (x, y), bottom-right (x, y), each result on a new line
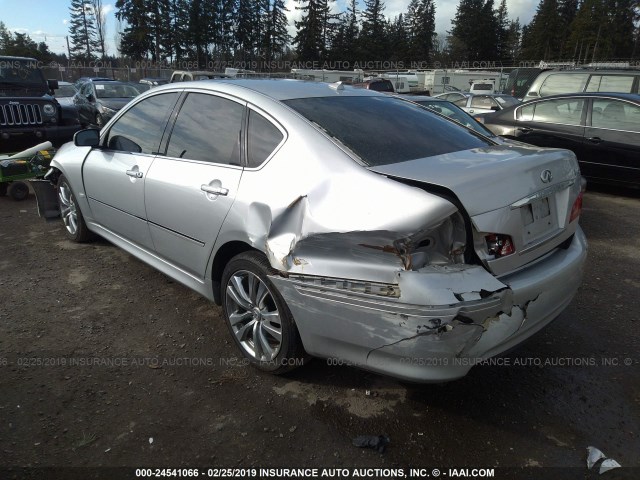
top-left (221, 251), bottom-right (306, 374)
top-left (7, 181), bottom-right (29, 201)
top-left (57, 174), bottom-right (93, 242)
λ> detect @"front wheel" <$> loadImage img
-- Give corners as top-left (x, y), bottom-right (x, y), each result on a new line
top-left (221, 251), bottom-right (306, 374)
top-left (57, 174), bottom-right (93, 242)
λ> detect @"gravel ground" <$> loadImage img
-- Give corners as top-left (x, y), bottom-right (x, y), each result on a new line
top-left (0, 186), bottom-right (638, 480)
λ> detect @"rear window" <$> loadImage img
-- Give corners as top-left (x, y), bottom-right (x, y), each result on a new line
top-left (284, 96), bottom-right (491, 167)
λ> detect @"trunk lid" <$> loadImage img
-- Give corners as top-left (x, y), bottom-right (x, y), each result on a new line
top-left (369, 144), bottom-right (579, 216)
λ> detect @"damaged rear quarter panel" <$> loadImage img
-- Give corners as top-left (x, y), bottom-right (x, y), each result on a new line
top-left (210, 100), bottom-right (459, 283)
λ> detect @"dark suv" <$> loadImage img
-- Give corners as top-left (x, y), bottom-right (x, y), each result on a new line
top-left (0, 56), bottom-right (80, 153)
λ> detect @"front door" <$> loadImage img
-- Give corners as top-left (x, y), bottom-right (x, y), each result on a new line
top-left (83, 92), bottom-right (181, 250)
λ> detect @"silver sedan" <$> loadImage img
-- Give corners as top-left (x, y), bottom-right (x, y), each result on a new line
top-left (33, 79), bottom-right (587, 382)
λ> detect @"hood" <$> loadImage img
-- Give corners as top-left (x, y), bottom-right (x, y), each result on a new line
top-left (369, 144), bottom-right (580, 216)
top-left (97, 98), bottom-right (130, 110)
top-left (56, 97), bottom-right (75, 107)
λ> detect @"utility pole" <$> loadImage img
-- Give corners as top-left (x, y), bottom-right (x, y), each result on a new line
top-left (66, 35), bottom-right (71, 62)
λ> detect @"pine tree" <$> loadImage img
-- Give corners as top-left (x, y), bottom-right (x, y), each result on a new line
top-left (294, 0), bottom-right (332, 61)
top-left (449, 0), bottom-right (499, 61)
top-left (387, 14), bottom-right (409, 62)
top-left (264, 0), bottom-right (291, 63)
top-left (115, 0), bottom-right (153, 59)
top-left (495, 0), bottom-right (509, 60)
top-left (406, 0), bottom-right (436, 63)
top-left (359, 0), bottom-right (387, 60)
top-left (69, 0), bottom-right (100, 61)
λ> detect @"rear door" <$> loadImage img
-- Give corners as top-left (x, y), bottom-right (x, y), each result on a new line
top-left (512, 97), bottom-right (586, 157)
top-left (144, 91), bottom-right (245, 278)
top-left (82, 92), bottom-right (180, 250)
top-left (582, 97), bottom-right (640, 186)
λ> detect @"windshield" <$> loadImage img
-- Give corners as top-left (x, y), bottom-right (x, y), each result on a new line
top-left (56, 84), bottom-right (77, 98)
top-left (95, 83), bottom-right (140, 99)
top-left (0, 58), bottom-right (45, 84)
top-left (414, 100), bottom-right (496, 137)
top-left (284, 96), bottom-right (491, 167)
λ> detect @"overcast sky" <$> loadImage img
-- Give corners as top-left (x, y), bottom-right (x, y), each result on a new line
top-left (0, 0), bottom-right (538, 56)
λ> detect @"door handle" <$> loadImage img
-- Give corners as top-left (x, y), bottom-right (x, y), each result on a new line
top-left (517, 127), bottom-right (532, 134)
top-left (126, 169), bottom-right (143, 178)
top-left (201, 184), bottom-right (229, 196)
top-left (587, 137), bottom-right (603, 144)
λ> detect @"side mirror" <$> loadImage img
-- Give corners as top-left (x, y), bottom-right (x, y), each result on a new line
top-left (47, 79), bottom-right (59, 90)
top-left (74, 129), bottom-right (101, 147)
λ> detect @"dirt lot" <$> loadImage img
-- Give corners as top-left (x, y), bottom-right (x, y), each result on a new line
top-left (0, 187), bottom-right (639, 480)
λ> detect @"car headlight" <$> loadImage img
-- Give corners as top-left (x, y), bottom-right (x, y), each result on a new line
top-left (42, 104), bottom-right (56, 116)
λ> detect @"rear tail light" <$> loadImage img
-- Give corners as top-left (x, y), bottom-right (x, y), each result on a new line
top-left (485, 233), bottom-right (515, 258)
top-left (570, 192), bottom-right (583, 223)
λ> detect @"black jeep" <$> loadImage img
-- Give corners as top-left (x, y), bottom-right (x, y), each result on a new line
top-left (0, 56), bottom-right (80, 153)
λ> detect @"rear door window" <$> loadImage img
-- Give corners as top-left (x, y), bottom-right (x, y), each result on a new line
top-left (591, 99), bottom-right (640, 132)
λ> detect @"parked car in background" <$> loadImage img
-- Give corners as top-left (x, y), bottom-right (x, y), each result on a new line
top-left (503, 67), bottom-right (546, 99)
top-left (523, 69), bottom-right (640, 102)
top-left (482, 92), bottom-right (640, 188)
top-left (73, 77), bottom-right (113, 89)
top-left (73, 79), bottom-right (142, 128)
top-left (32, 79), bottom-right (586, 382)
top-left (137, 77), bottom-right (169, 92)
top-left (170, 70), bottom-right (229, 82)
top-left (404, 95), bottom-right (499, 138)
top-left (53, 81), bottom-right (77, 107)
top-left (352, 77), bottom-right (395, 92)
top-left (453, 93), bottom-right (520, 115)
top-left (0, 56), bottom-right (80, 152)
top-left (434, 91), bottom-right (471, 104)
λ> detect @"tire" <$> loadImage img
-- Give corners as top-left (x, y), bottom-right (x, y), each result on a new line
top-left (0, 183), bottom-right (8, 196)
top-left (7, 181), bottom-right (29, 201)
top-left (57, 174), bottom-right (93, 242)
top-left (221, 251), bottom-right (306, 374)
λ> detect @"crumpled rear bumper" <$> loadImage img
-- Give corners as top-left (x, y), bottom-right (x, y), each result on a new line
top-left (270, 227), bottom-right (587, 382)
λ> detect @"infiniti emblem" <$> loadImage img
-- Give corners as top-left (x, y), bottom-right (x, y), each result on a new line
top-left (540, 169), bottom-right (553, 183)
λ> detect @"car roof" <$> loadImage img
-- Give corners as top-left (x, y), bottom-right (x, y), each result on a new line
top-left (401, 95), bottom-right (439, 101)
top-left (525, 92), bottom-right (640, 102)
top-left (152, 78), bottom-right (385, 101)
top-left (92, 80), bottom-right (134, 86)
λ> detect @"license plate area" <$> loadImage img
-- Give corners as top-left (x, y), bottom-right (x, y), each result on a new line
top-left (521, 196), bottom-right (556, 243)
